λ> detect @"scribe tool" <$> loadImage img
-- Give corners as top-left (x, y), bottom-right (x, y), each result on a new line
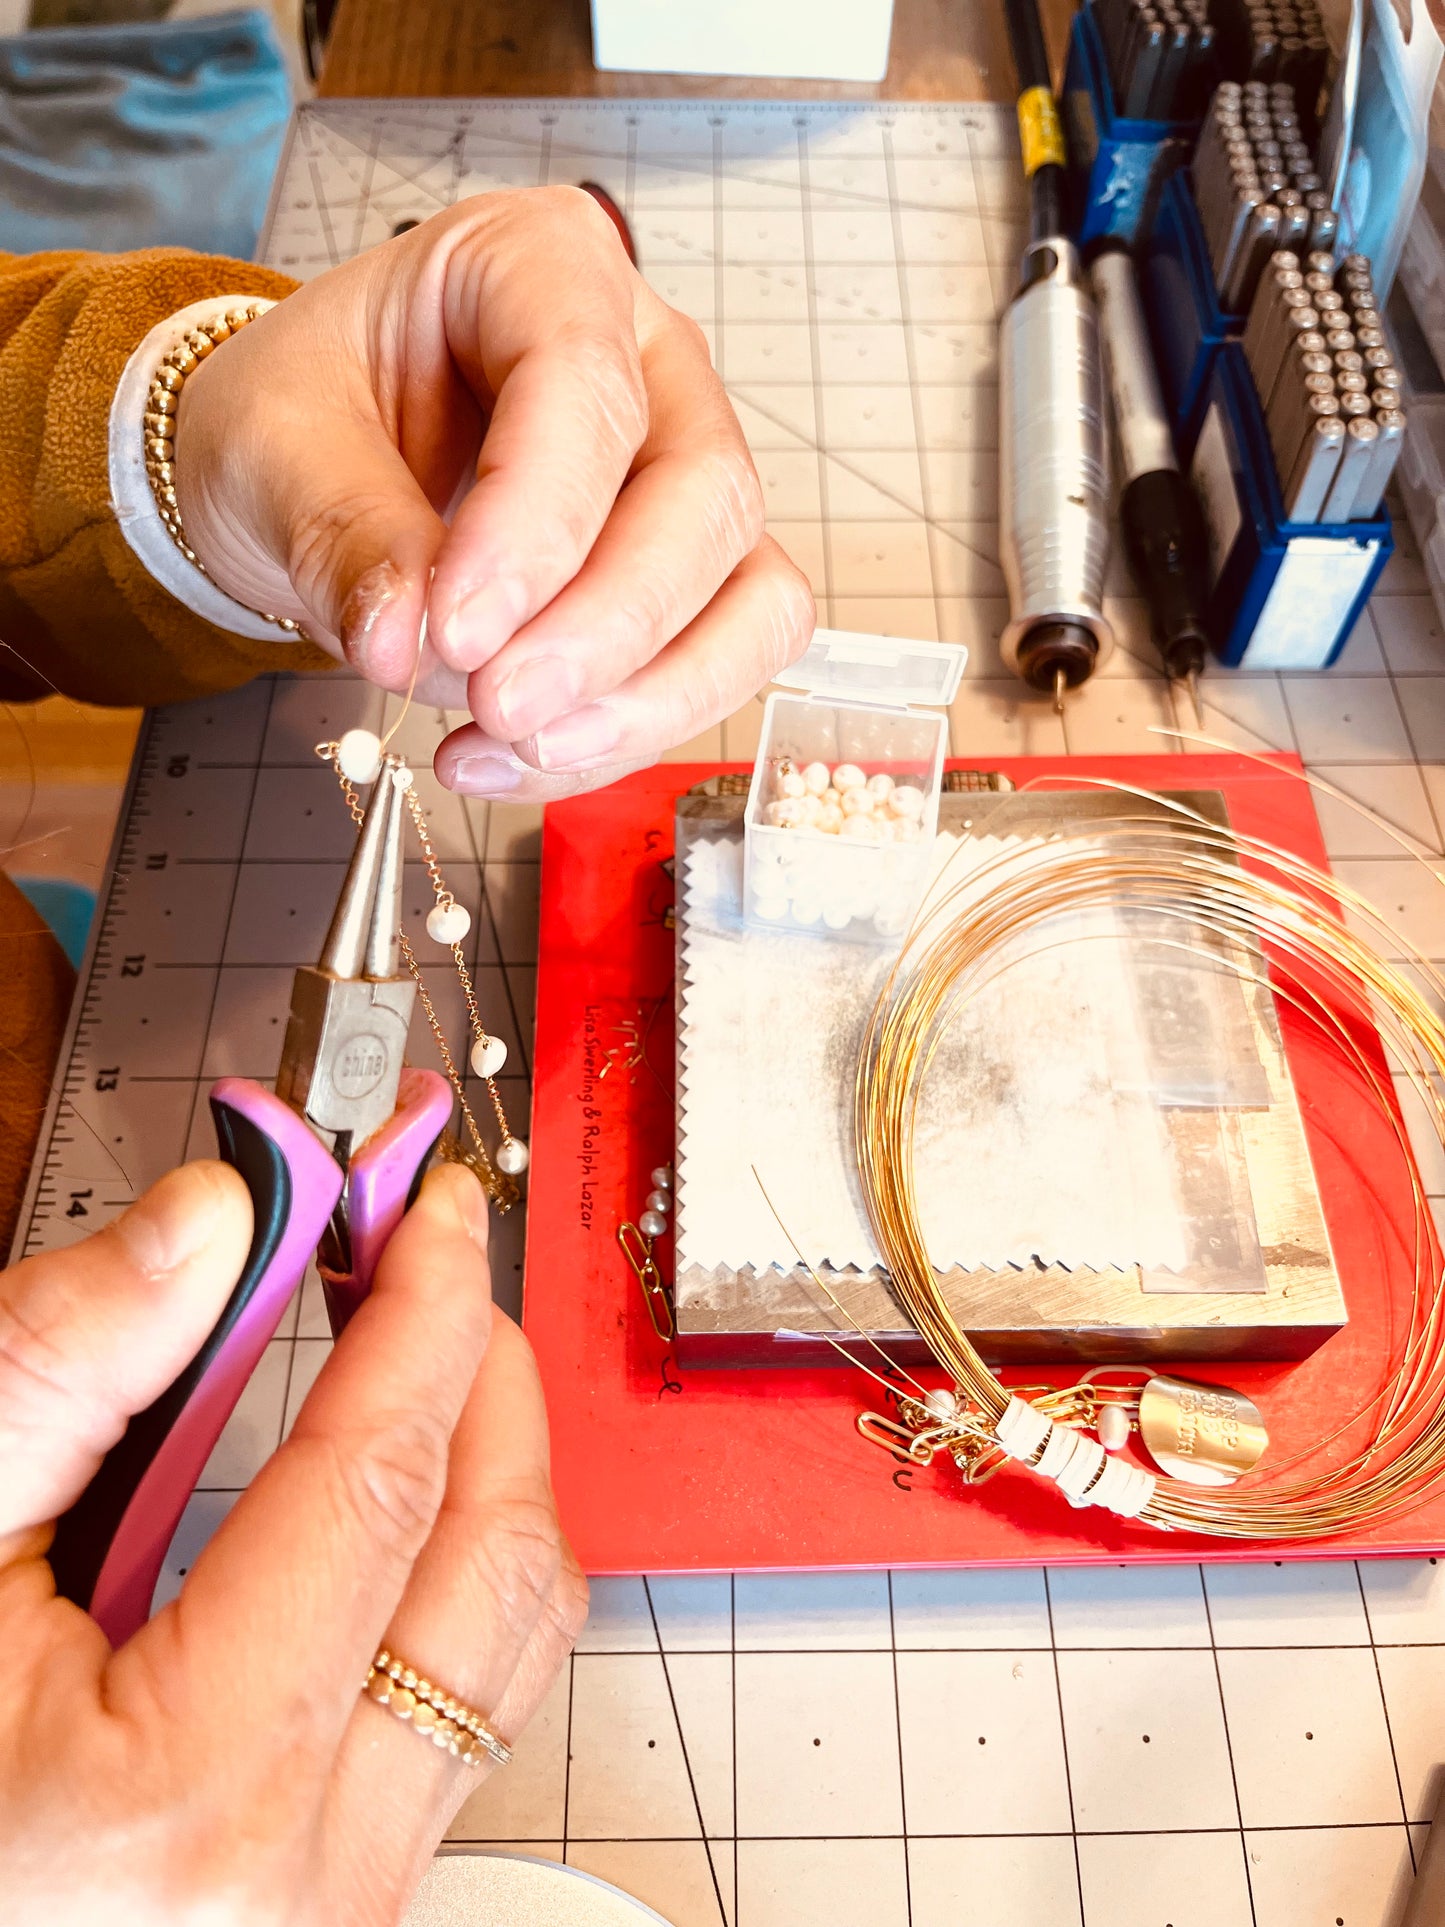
top-left (998, 0), bottom-right (1115, 712)
top-left (1090, 243), bottom-right (1213, 717)
top-left (48, 758), bottom-right (454, 1646)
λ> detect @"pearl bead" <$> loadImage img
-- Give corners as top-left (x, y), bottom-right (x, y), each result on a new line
top-left (866, 771), bottom-right (895, 799)
top-left (842, 814), bottom-right (882, 841)
top-left (816, 804), bottom-right (844, 835)
top-left (496, 1137), bottom-right (530, 1176)
top-left (651, 1165), bottom-right (673, 1190)
top-left (791, 896), bottom-right (822, 925)
top-left (752, 893), bottom-right (789, 920)
top-left (470, 1034), bottom-right (508, 1077)
top-left (893, 818), bottom-right (923, 843)
top-left (645, 1188), bottom-right (671, 1215)
top-left (426, 900), bottom-right (472, 945)
top-left (764, 798), bottom-right (808, 829)
top-left (798, 794), bottom-right (824, 825)
top-left (777, 770), bottom-right (806, 799)
top-left (823, 901), bottom-right (854, 930)
top-left (802, 760), bottom-right (831, 795)
top-left (832, 762), bottom-right (866, 793)
top-left (337, 727), bottom-right (383, 784)
top-left (924, 1388), bottom-right (959, 1421)
top-left (639, 1208), bottom-right (668, 1237)
top-left (840, 787), bottom-right (875, 816)
top-left (1098, 1404), bottom-right (1132, 1452)
top-left (889, 783), bottom-right (926, 818)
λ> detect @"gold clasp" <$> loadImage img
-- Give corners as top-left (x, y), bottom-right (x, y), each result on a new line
top-left (857, 1410), bottom-right (941, 1465)
top-left (618, 1219), bottom-right (676, 1342)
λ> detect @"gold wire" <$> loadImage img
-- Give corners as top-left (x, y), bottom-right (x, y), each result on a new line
top-left (853, 789), bottom-right (1445, 1540)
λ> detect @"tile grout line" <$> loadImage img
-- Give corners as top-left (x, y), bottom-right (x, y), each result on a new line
top-left (1199, 1565), bottom-right (1260, 1927)
top-left (1040, 1570), bottom-right (1087, 1927)
top-left (1353, 1559), bottom-right (1417, 1871)
top-left (641, 1576), bottom-right (730, 1926)
top-left (885, 1571), bottom-right (914, 1927)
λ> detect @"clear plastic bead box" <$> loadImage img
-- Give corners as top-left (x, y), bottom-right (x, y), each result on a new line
top-left (743, 630), bottom-right (967, 942)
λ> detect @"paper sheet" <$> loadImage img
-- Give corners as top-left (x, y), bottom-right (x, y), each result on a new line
top-left (676, 829), bottom-right (1193, 1277)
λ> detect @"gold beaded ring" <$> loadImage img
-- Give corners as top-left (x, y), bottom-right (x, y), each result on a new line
top-left (364, 1648), bottom-right (513, 1769)
top-left (143, 306), bottom-right (308, 638)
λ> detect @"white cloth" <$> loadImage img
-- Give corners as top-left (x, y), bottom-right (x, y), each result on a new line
top-left (108, 294), bottom-right (290, 642)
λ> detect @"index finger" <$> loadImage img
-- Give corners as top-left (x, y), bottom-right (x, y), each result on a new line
top-left (110, 1164), bottom-right (493, 1747)
top-left (428, 189), bottom-right (649, 676)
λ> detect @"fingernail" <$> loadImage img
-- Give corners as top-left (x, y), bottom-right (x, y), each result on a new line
top-left (531, 704), bottom-right (623, 771)
top-left (440, 578), bottom-right (529, 669)
top-left (340, 559), bottom-right (404, 676)
top-left (448, 754), bottom-right (524, 795)
top-left (492, 655), bottom-right (580, 736)
top-left (121, 1163), bottom-right (228, 1275)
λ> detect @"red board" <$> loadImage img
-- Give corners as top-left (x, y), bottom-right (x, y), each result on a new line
top-left (525, 755), bottom-right (1443, 1571)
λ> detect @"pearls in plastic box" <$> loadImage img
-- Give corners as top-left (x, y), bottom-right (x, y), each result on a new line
top-left (751, 757), bottom-right (932, 935)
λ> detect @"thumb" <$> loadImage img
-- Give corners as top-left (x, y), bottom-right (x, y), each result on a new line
top-left (271, 419), bottom-right (445, 690)
top-left (0, 1162), bottom-right (253, 1557)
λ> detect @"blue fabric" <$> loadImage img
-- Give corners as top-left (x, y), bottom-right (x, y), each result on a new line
top-left (0, 9), bottom-right (291, 260)
top-left (12, 876), bottom-right (95, 969)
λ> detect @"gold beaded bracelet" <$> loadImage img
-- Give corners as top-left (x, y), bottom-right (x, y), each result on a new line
top-left (143, 305), bottom-right (308, 638)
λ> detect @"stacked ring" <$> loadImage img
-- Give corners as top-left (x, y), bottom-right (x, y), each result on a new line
top-left (364, 1648), bottom-right (512, 1769)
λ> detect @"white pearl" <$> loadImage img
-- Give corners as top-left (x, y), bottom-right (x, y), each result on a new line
top-left (645, 1188), bottom-right (671, 1215)
top-left (639, 1208), bottom-right (668, 1237)
top-left (764, 798), bottom-right (808, 829)
top-left (798, 794), bottom-right (824, 826)
top-left (892, 818), bottom-right (923, 843)
top-left (816, 804), bottom-right (844, 835)
top-left (337, 728), bottom-right (383, 784)
top-left (470, 1034), bottom-right (508, 1077)
top-left (832, 762), bottom-right (866, 793)
top-left (889, 783), bottom-right (926, 818)
top-left (650, 1165), bottom-right (673, 1190)
top-left (791, 896), bottom-right (822, 925)
top-left (777, 770), bottom-right (806, 799)
top-left (842, 814), bottom-right (882, 841)
top-left (752, 893), bottom-right (789, 921)
top-left (1098, 1404), bottom-right (1132, 1452)
top-left (840, 787), bottom-right (875, 816)
top-left (802, 760), bottom-right (831, 795)
top-left (823, 901), bottom-right (854, 929)
top-left (866, 771), bottom-right (896, 799)
top-left (496, 1138), bottom-right (530, 1176)
top-left (426, 900), bottom-right (472, 945)
top-left (924, 1388), bottom-right (959, 1421)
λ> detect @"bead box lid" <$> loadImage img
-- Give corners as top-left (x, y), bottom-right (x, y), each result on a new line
top-left (773, 628), bottom-right (967, 711)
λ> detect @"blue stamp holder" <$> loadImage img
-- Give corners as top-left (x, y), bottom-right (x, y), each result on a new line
top-left (1063, 1), bottom-right (1196, 244)
top-left (1180, 345), bottom-right (1392, 668)
top-left (1142, 169), bottom-right (1246, 450)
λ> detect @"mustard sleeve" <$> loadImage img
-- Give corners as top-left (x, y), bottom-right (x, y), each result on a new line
top-left (0, 248), bottom-right (332, 707)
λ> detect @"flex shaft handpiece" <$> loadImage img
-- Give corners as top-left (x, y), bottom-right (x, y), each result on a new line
top-left (1090, 242), bottom-right (1212, 718)
top-left (997, 0), bottom-right (1115, 712)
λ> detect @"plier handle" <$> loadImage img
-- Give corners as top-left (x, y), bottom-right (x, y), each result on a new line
top-left (50, 757), bottom-right (454, 1642)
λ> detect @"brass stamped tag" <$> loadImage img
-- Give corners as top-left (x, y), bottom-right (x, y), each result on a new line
top-left (1137, 1374), bottom-right (1268, 1487)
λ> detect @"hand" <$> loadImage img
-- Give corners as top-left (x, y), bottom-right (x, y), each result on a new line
top-left (175, 186), bottom-right (815, 800)
top-left (0, 1160), bottom-right (586, 1927)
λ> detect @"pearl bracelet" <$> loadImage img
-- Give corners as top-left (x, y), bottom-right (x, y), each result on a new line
top-left (143, 305), bottom-right (308, 638)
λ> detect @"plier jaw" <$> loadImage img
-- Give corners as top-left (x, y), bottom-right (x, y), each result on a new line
top-left (275, 755), bottom-right (415, 1165)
